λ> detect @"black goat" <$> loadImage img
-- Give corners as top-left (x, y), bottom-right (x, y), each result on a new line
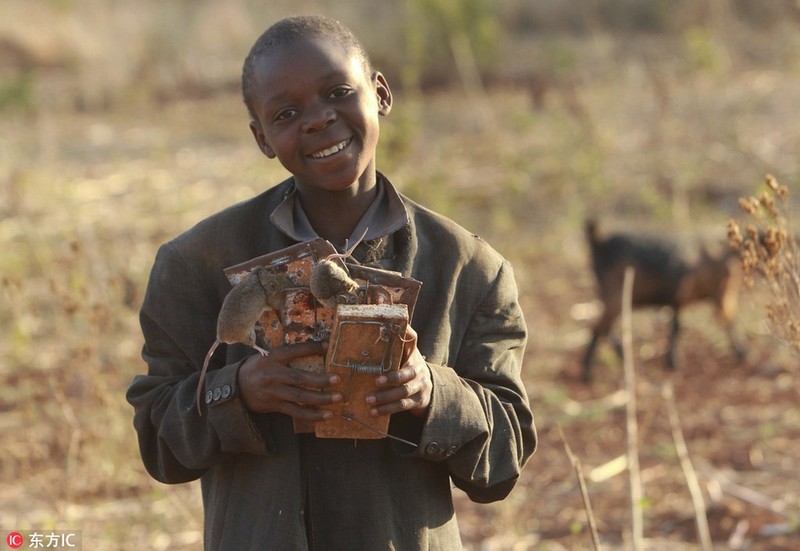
top-left (581, 219), bottom-right (745, 382)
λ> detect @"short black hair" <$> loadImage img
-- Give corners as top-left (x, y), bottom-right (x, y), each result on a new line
top-left (241, 15), bottom-right (373, 121)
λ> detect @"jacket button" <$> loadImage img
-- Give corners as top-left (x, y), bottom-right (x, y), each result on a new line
top-left (425, 442), bottom-right (440, 456)
top-left (445, 445), bottom-right (458, 457)
top-left (221, 384), bottom-right (232, 399)
top-left (213, 387), bottom-right (222, 401)
top-left (205, 390), bottom-right (213, 404)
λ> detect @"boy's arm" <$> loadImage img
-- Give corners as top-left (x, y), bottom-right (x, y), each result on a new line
top-left (126, 243), bottom-right (271, 484)
top-left (404, 260), bottom-right (536, 503)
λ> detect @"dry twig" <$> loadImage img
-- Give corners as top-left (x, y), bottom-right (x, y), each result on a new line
top-left (662, 382), bottom-right (713, 551)
top-left (696, 464), bottom-right (788, 516)
top-left (558, 425), bottom-right (602, 551)
top-left (621, 266), bottom-right (644, 549)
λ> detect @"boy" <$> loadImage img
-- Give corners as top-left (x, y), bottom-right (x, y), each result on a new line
top-left (127, 15), bottom-right (536, 550)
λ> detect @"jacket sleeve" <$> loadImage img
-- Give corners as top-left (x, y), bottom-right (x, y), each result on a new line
top-left (409, 259), bottom-right (536, 503)
top-left (126, 242), bottom-right (273, 484)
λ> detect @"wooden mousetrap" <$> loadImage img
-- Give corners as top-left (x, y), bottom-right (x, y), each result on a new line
top-left (317, 303), bottom-right (408, 439)
top-left (223, 238), bottom-right (421, 439)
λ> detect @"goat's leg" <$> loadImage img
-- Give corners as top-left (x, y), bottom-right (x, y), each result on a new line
top-left (581, 333), bottom-right (601, 383)
top-left (582, 303), bottom-right (620, 382)
top-left (718, 279), bottom-right (747, 361)
top-left (610, 337), bottom-right (624, 361)
top-left (666, 309), bottom-right (680, 370)
top-left (727, 325), bottom-right (746, 360)
top-left (719, 313), bottom-right (746, 361)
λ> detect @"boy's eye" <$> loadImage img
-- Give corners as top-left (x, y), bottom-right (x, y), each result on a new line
top-left (273, 108), bottom-right (298, 122)
top-left (329, 86), bottom-right (354, 99)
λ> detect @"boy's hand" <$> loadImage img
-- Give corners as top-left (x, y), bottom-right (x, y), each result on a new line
top-left (237, 341), bottom-right (342, 420)
top-left (366, 326), bottom-right (432, 417)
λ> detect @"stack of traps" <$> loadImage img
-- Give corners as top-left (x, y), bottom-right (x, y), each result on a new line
top-left (224, 238), bottom-right (421, 439)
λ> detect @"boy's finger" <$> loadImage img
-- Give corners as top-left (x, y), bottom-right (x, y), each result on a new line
top-left (282, 367), bottom-right (340, 389)
top-left (273, 385), bottom-right (342, 406)
top-left (281, 404), bottom-right (335, 422)
top-left (269, 340), bottom-right (327, 361)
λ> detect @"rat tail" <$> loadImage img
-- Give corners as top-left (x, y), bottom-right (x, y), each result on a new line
top-left (196, 340), bottom-right (220, 416)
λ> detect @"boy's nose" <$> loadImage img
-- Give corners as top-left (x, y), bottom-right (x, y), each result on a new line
top-left (302, 105), bottom-right (336, 133)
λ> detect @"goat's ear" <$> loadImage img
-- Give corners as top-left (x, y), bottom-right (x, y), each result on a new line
top-left (585, 218), bottom-right (600, 242)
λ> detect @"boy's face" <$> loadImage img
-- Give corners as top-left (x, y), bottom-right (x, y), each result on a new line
top-left (248, 35), bottom-right (392, 195)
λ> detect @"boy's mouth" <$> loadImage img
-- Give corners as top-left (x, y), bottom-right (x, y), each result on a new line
top-left (309, 138), bottom-right (351, 159)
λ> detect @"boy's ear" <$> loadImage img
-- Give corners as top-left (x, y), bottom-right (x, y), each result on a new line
top-left (373, 72), bottom-right (392, 116)
top-left (249, 119), bottom-right (276, 158)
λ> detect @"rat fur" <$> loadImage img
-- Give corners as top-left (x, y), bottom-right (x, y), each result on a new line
top-left (309, 259), bottom-right (360, 308)
top-left (196, 268), bottom-right (290, 414)
top-left (309, 228), bottom-right (367, 308)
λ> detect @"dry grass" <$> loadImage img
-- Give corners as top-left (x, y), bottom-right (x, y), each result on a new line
top-left (729, 175), bottom-right (800, 353)
top-left (2, 8), bottom-right (800, 550)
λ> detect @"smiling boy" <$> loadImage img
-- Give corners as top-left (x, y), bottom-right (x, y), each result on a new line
top-left (128, 15), bottom-right (536, 550)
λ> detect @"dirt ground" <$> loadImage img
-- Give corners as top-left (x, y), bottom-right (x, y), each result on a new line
top-left (3, 59), bottom-right (799, 550)
top-left (453, 252), bottom-right (800, 550)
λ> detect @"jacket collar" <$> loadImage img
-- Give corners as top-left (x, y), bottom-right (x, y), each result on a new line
top-left (269, 172), bottom-right (409, 251)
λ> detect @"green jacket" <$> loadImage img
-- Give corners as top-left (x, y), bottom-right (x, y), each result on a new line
top-left (127, 176), bottom-right (536, 550)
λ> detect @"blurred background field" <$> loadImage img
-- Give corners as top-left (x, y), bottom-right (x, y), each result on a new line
top-left (1, 1), bottom-right (800, 549)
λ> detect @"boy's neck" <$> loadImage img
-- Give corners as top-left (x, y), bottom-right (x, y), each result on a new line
top-left (298, 183), bottom-right (378, 248)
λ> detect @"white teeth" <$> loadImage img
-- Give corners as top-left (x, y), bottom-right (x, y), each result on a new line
top-left (311, 139), bottom-right (349, 158)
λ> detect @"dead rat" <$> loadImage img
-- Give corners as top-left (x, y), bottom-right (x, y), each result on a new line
top-left (195, 267), bottom-right (290, 414)
top-left (310, 259), bottom-right (360, 308)
top-left (310, 229), bottom-right (367, 308)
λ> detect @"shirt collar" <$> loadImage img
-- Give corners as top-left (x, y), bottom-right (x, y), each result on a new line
top-left (270, 173), bottom-right (409, 249)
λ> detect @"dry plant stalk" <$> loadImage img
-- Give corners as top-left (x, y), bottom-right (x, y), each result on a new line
top-left (728, 174), bottom-right (800, 351)
top-left (558, 425), bottom-right (602, 551)
top-left (662, 382), bottom-right (713, 551)
top-left (621, 266), bottom-right (644, 549)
